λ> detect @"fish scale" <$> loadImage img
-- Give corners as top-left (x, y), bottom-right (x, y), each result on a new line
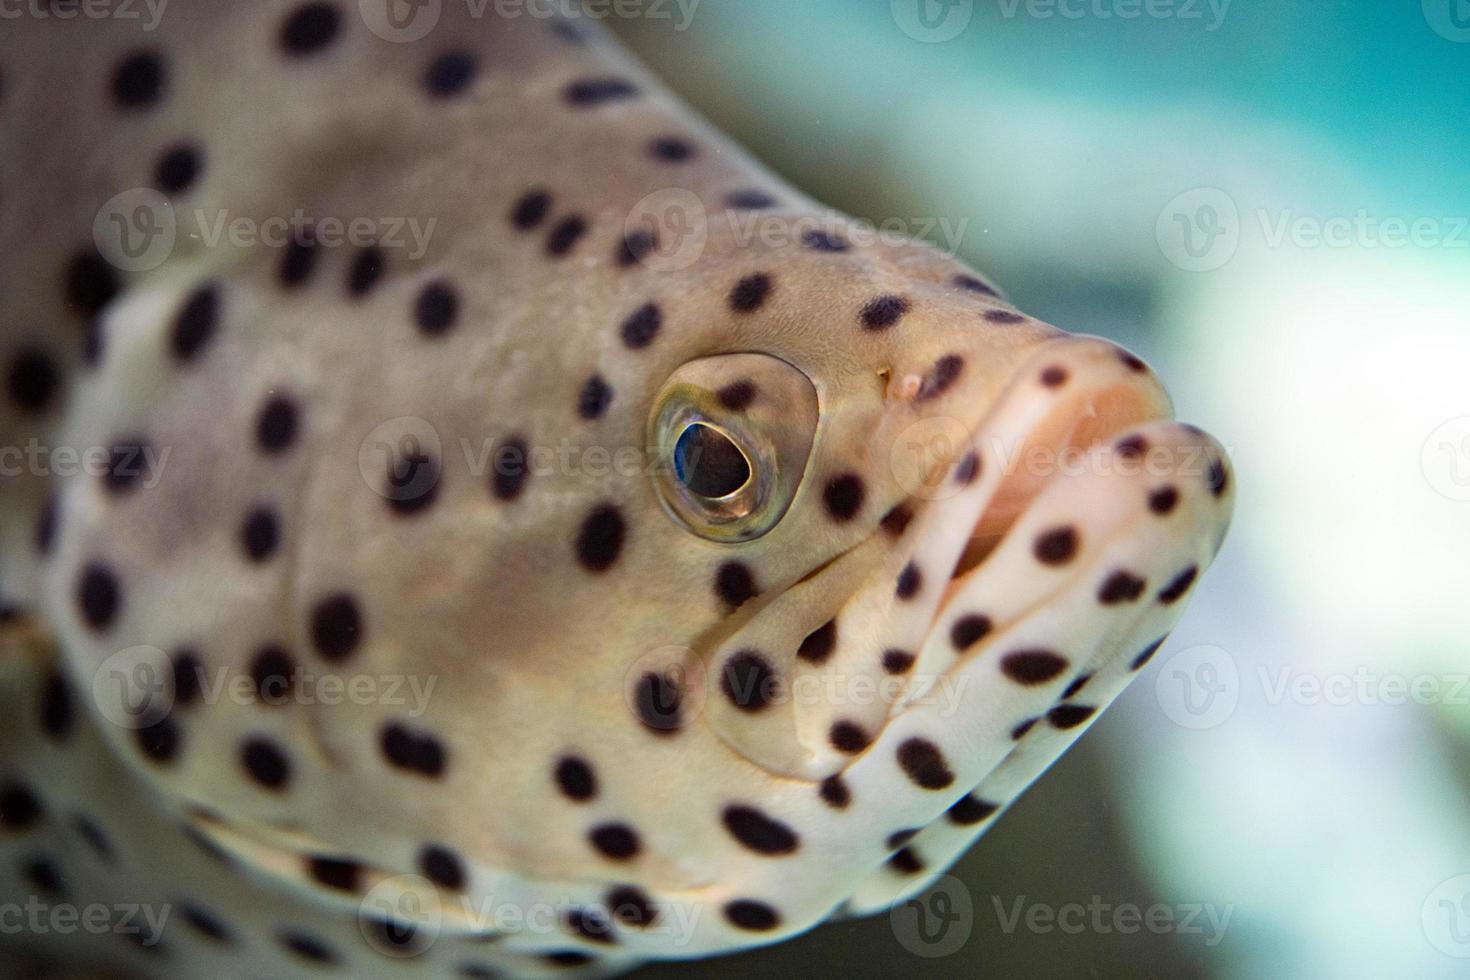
top-left (0, 4), bottom-right (1232, 977)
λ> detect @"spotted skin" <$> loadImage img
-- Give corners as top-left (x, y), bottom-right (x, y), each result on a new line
top-left (0, 5), bottom-right (1233, 978)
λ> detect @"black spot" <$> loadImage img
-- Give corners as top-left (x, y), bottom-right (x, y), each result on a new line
top-left (726, 189), bottom-right (777, 210)
top-left (279, 3), bottom-right (340, 56)
top-left (111, 50), bottom-right (165, 109)
top-left (1158, 566), bottom-right (1199, 605)
top-left (722, 805), bottom-right (798, 855)
top-left (1149, 485), bottom-right (1180, 515)
top-left (310, 594), bottom-right (361, 662)
top-left (607, 886), bottom-right (658, 928)
top-left (0, 781), bottom-right (42, 830)
top-left (889, 848), bottom-right (925, 875)
top-left (1061, 673), bottom-right (1093, 700)
top-left (135, 717), bottom-right (180, 764)
top-left (72, 816), bottom-right (115, 863)
top-left (491, 436), bottom-right (529, 501)
top-left (385, 446), bottom-right (441, 516)
top-left (859, 294), bottom-right (909, 330)
top-left (366, 915), bottom-right (424, 953)
top-left (1098, 570), bottom-right (1147, 605)
top-left (511, 190), bottom-right (552, 230)
top-left (819, 774), bottom-right (850, 809)
top-left (617, 229), bottom-right (657, 267)
top-left (82, 318), bottom-right (105, 367)
top-left (7, 347), bottom-right (60, 413)
top-left (380, 722), bottom-right (447, 778)
top-left (882, 649), bottom-right (915, 675)
top-left (947, 795), bottom-right (998, 826)
top-left (1034, 526), bottom-right (1078, 565)
top-left (1207, 458), bottom-right (1229, 497)
top-left (256, 395), bottom-right (299, 453)
top-left (170, 282), bottom-right (220, 362)
top-left (65, 250), bottom-right (119, 316)
top-left (102, 436), bottom-right (151, 495)
top-left (620, 303), bottom-right (661, 349)
top-left (575, 504), bottom-right (625, 572)
top-left (895, 562), bottom-right (922, 600)
top-left (22, 855), bottom-right (66, 898)
top-left (307, 855), bottom-right (361, 892)
top-left (829, 720), bottom-right (870, 754)
top-left (40, 671), bottom-right (72, 740)
top-left (1048, 703), bottom-right (1097, 730)
top-left (985, 309), bottom-right (1026, 325)
top-left (171, 648), bottom-right (203, 707)
top-left (896, 738), bottom-right (954, 790)
top-left (420, 844), bottom-right (467, 890)
top-left (280, 931), bottom-right (335, 963)
top-left (76, 563), bottom-right (121, 631)
top-left (555, 756), bottom-right (597, 802)
top-left (415, 280), bottom-right (459, 335)
top-left (633, 671), bottom-right (682, 734)
top-left (729, 273), bottom-right (772, 313)
top-left (348, 246), bottom-right (385, 297)
top-left (801, 229), bottom-right (849, 252)
top-left (241, 737), bottom-right (290, 790)
top-left (1040, 365), bottom-right (1069, 388)
top-left (954, 274), bottom-right (999, 297)
top-left (588, 823), bottom-right (640, 860)
top-left (720, 650), bottom-right (778, 713)
top-left (725, 900), bottom-right (780, 931)
top-left (1000, 649), bottom-right (1069, 686)
top-left (1130, 637), bottom-right (1166, 671)
top-left (880, 504), bottom-right (914, 537)
top-left (576, 374), bottom-right (612, 420)
top-left (1121, 351), bottom-right (1149, 372)
top-left (564, 77), bottom-right (638, 106)
top-left (240, 506), bottom-right (280, 562)
top-left (155, 142), bottom-right (204, 194)
top-left (279, 235), bottom-right (318, 288)
top-left (714, 561), bottom-right (757, 608)
top-left (1116, 434), bottom-right (1148, 461)
top-left (546, 215), bottom-right (588, 256)
top-left (649, 136), bottom-right (695, 162)
top-left (950, 614), bottom-right (992, 652)
top-left (797, 619), bottom-right (837, 665)
top-left (178, 903), bottom-right (232, 943)
top-left (544, 951), bottom-right (594, 967)
top-left (566, 907), bottom-right (616, 944)
top-left (822, 473), bottom-right (865, 522)
top-left (425, 51), bottom-right (477, 98)
top-left (249, 646), bottom-right (296, 705)
top-left (716, 379), bottom-right (756, 411)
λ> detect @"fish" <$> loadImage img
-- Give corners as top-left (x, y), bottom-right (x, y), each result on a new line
top-left (0, 3), bottom-right (1234, 977)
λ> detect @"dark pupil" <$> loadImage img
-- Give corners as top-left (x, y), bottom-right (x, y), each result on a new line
top-left (674, 424), bottom-right (750, 498)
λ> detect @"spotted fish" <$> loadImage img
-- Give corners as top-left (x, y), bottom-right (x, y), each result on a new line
top-left (0, 4), bottom-right (1234, 977)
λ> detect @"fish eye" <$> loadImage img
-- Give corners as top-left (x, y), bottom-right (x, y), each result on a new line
top-left (650, 354), bottom-right (819, 542)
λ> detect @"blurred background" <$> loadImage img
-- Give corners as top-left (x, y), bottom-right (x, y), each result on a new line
top-left (612, 2), bottom-right (1470, 977)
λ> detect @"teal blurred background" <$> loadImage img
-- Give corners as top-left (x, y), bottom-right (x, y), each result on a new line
top-left (613, 2), bottom-right (1470, 977)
